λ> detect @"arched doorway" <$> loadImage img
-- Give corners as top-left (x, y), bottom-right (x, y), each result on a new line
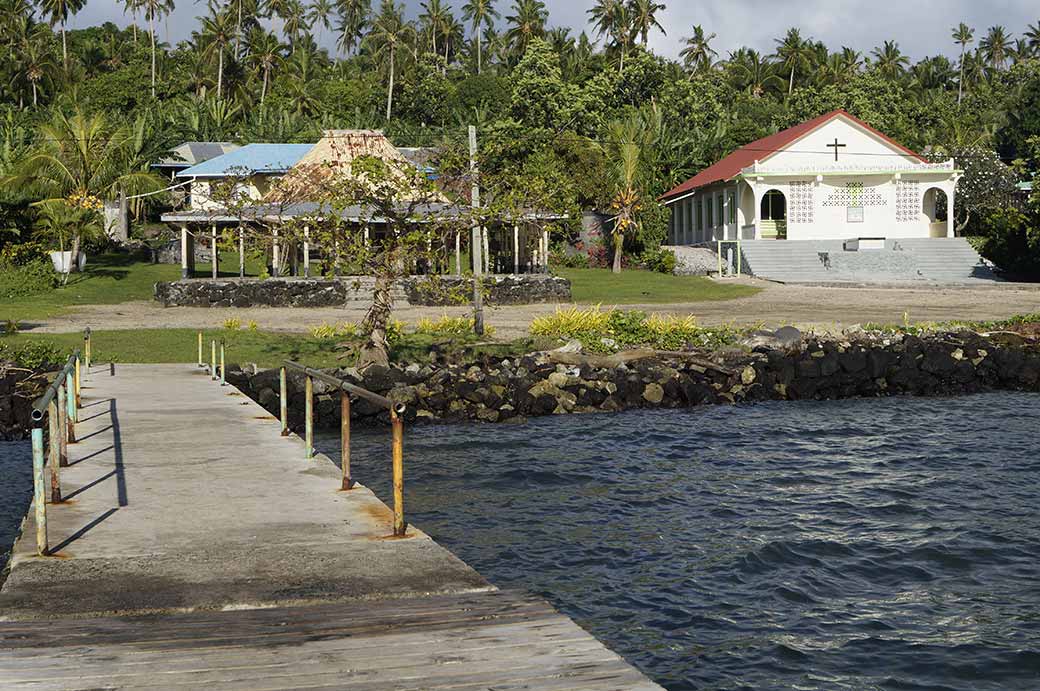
top-left (759, 189), bottom-right (787, 239)
top-left (923, 187), bottom-right (948, 237)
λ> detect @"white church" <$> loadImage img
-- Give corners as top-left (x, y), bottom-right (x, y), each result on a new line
top-left (662, 110), bottom-right (960, 244)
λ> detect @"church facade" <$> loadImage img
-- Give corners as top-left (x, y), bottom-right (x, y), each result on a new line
top-left (661, 110), bottom-right (961, 244)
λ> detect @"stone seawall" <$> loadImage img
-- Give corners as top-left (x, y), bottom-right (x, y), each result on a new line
top-left (154, 275), bottom-right (571, 308)
top-left (0, 363), bottom-right (42, 441)
top-left (226, 330), bottom-right (1040, 430)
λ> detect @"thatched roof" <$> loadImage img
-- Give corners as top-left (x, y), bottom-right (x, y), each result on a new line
top-left (265, 130), bottom-right (445, 204)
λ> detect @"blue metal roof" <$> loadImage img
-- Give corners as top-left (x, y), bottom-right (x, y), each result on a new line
top-left (176, 143), bottom-right (313, 178)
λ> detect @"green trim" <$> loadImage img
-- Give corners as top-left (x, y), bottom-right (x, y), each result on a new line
top-left (736, 170), bottom-right (963, 179)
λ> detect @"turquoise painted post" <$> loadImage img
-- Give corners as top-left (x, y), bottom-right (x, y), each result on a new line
top-left (305, 375), bottom-right (314, 459)
top-left (64, 371), bottom-right (76, 442)
top-left (31, 427), bottom-right (47, 556)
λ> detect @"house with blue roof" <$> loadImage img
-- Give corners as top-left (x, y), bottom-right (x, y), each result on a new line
top-left (176, 143), bottom-right (313, 211)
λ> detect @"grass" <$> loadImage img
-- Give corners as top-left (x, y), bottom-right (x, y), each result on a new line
top-left (1, 328), bottom-right (551, 369)
top-left (555, 268), bottom-right (760, 304)
top-left (3, 253), bottom-right (181, 323)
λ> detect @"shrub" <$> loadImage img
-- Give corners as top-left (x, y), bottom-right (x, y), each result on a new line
top-left (0, 340), bottom-right (66, 369)
top-left (311, 322), bottom-right (359, 340)
top-left (0, 259), bottom-right (57, 299)
top-left (0, 241), bottom-right (49, 266)
top-left (640, 247), bottom-right (677, 274)
top-left (531, 306), bottom-right (744, 352)
top-left (223, 318), bottom-right (242, 331)
top-left (415, 315), bottom-right (496, 336)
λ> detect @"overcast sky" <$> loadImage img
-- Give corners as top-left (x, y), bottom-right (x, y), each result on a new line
top-left (71, 0), bottom-right (1039, 63)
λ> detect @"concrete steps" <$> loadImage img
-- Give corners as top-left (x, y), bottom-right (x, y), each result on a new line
top-left (738, 238), bottom-right (1003, 284)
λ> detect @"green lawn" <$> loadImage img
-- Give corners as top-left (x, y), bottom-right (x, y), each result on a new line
top-left (1, 328), bottom-right (548, 369)
top-left (555, 268), bottom-right (760, 304)
top-left (3, 253), bottom-right (181, 323)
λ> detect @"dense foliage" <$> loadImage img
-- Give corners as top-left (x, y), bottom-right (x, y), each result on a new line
top-left (2, 1), bottom-right (1040, 268)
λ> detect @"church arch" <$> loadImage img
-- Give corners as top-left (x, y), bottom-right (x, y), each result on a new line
top-left (759, 189), bottom-right (787, 239)
top-left (922, 186), bottom-right (948, 223)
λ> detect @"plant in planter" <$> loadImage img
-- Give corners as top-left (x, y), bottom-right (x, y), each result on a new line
top-left (34, 198), bottom-right (103, 283)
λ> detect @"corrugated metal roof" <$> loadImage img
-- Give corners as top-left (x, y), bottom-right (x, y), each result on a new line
top-left (154, 142), bottom-right (240, 168)
top-left (660, 110), bottom-right (926, 201)
top-left (176, 143), bottom-right (314, 178)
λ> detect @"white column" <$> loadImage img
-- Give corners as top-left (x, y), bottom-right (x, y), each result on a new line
top-left (303, 225), bottom-right (310, 277)
top-left (272, 228), bottom-right (280, 277)
top-left (238, 226), bottom-right (244, 278)
top-left (482, 227), bottom-right (490, 274)
top-left (180, 225), bottom-right (189, 279)
top-left (542, 228), bottom-right (550, 272)
top-left (946, 185), bottom-right (955, 238)
top-left (513, 225), bottom-right (519, 274)
top-left (211, 224), bottom-right (218, 279)
top-left (454, 232), bottom-right (461, 275)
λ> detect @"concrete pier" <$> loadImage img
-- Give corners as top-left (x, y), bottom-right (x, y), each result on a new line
top-left (0, 364), bottom-right (662, 689)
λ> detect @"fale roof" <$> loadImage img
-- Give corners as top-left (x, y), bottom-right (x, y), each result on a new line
top-left (176, 143), bottom-right (314, 178)
top-left (154, 142), bottom-right (241, 169)
top-left (660, 110), bottom-right (926, 201)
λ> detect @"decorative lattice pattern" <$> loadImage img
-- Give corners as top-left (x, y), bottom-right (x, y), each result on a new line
top-left (822, 182), bottom-right (888, 208)
top-left (895, 180), bottom-right (920, 223)
top-left (788, 181), bottom-right (814, 224)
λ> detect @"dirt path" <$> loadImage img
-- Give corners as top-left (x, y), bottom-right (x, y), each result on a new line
top-left (21, 279), bottom-right (1040, 338)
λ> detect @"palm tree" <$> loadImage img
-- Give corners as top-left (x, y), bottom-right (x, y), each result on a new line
top-left (37, 0), bottom-right (85, 69)
top-left (601, 109), bottom-right (657, 274)
top-left (336, 0), bottom-right (371, 55)
top-left (587, 0), bottom-right (619, 43)
top-left (505, 0), bottom-right (547, 57)
top-left (679, 25), bottom-right (717, 75)
top-left (200, 7), bottom-right (236, 100)
top-left (461, 0), bottom-right (498, 74)
top-left (419, 0), bottom-right (449, 56)
top-left (19, 28), bottom-right (57, 107)
top-left (141, 0), bottom-right (174, 97)
top-left (246, 28), bottom-right (285, 110)
top-left (629, 0), bottom-right (665, 46)
top-left (307, 0), bottom-right (334, 42)
top-left (122, 0), bottom-right (141, 42)
top-left (609, 2), bottom-right (635, 72)
top-left (281, 0), bottom-right (311, 48)
top-left (366, 0), bottom-right (414, 121)
top-left (952, 23), bottom-right (974, 104)
top-left (870, 40), bottom-right (909, 79)
top-left (1026, 21), bottom-right (1040, 56)
top-left (773, 27), bottom-right (813, 95)
top-left (980, 25), bottom-right (1012, 71)
top-left (726, 48), bottom-right (777, 96)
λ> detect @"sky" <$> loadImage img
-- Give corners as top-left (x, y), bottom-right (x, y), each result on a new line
top-left (71, 0), bottom-right (1040, 63)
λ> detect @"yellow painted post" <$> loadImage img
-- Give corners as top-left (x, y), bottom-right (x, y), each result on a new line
top-left (304, 375), bottom-right (314, 459)
top-left (74, 356), bottom-right (81, 409)
top-left (197, 331), bottom-right (203, 367)
top-left (391, 410), bottom-right (405, 537)
top-left (280, 367), bottom-right (289, 436)
top-left (47, 400), bottom-right (61, 504)
top-left (84, 331), bottom-right (91, 370)
top-left (31, 427), bottom-right (47, 556)
top-left (211, 341), bottom-right (217, 380)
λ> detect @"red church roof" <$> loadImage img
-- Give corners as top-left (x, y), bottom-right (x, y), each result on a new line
top-left (660, 109), bottom-right (926, 202)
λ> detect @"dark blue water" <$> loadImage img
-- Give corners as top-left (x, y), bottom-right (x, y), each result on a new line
top-left (317, 393), bottom-right (1040, 691)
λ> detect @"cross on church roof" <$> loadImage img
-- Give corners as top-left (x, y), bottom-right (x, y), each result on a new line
top-left (827, 137), bottom-right (847, 161)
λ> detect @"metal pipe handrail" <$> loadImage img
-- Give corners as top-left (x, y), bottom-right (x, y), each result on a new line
top-left (31, 352), bottom-right (80, 422)
top-left (282, 360), bottom-right (406, 414)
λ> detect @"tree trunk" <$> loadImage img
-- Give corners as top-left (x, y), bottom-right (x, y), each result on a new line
top-left (149, 12), bottom-right (156, 97)
top-left (236, 1), bottom-right (243, 58)
top-left (612, 232), bottom-right (623, 273)
top-left (958, 46), bottom-right (965, 104)
top-left (61, 22), bottom-right (67, 70)
top-left (261, 67), bottom-right (269, 108)
top-left (66, 233), bottom-right (82, 282)
top-left (788, 66), bottom-right (794, 95)
top-left (32, 81), bottom-right (37, 107)
top-left (358, 272), bottom-right (394, 369)
top-left (476, 31), bottom-right (482, 74)
top-left (385, 46), bottom-right (395, 121)
top-left (217, 47), bottom-right (224, 100)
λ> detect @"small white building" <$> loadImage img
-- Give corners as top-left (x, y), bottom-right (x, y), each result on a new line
top-left (662, 110), bottom-right (961, 243)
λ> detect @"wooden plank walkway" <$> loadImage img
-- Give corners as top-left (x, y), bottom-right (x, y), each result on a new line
top-left (0, 364), bottom-right (662, 690)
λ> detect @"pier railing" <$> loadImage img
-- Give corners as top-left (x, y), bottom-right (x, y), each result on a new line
top-left (27, 328), bottom-right (91, 556)
top-left (195, 331), bottom-right (407, 537)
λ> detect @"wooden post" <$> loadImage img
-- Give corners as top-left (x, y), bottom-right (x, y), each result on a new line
top-left (31, 427), bottom-right (47, 556)
top-left (65, 371), bottom-right (76, 442)
top-left (180, 225), bottom-right (190, 278)
top-left (279, 367), bottom-right (289, 436)
top-left (304, 375), bottom-right (313, 459)
top-left (272, 228), bottom-right (280, 277)
top-left (57, 385), bottom-right (68, 467)
top-left (47, 400), bottom-right (61, 504)
top-left (391, 410), bottom-right (405, 537)
top-left (340, 392), bottom-right (352, 490)
top-left (513, 224), bottom-right (519, 274)
top-left (238, 226), bottom-right (245, 278)
top-left (454, 232), bottom-right (461, 275)
top-left (84, 332), bottom-right (91, 370)
top-left (74, 356), bottom-right (81, 409)
top-left (211, 223), bottom-right (218, 279)
top-left (197, 331), bottom-right (203, 367)
top-left (220, 341), bottom-right (226, 386)
top-left (303, 225), bottom-right (310, 278)
top-left (211, 341), bottom-right (217, 380)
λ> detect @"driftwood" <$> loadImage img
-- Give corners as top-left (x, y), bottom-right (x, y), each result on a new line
top-left (545, 348), bottom-right (737, 375)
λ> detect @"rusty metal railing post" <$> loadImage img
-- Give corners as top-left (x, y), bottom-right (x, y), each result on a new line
top-left (64, 371), bottom-right (76, 443)
top-left (57, 385), bottom-right (68, 466)
top-left (220, 341), bottom-right (226, 386)
top-left (84, 328), bottom-right (91, 370)
top-left (31, 426), bottom-right (47, 556)
top-left (391, 409), bottom-right (405, 536)
top-left (340, 392), bottom-right (352, 490)
top-left (280, 367), bottom-right (289, 436)
top-left (197, 331), bottom-right (203, 367)
top-left (304, 375), bottom-right (314, 458)
top-left (47, 399), bottom-right (61, 503)
top-left (211, 340), bottom-right (217, 380)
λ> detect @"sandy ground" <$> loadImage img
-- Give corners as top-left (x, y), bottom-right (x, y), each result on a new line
top-left (21, 278), bottom-right (1040, 338)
